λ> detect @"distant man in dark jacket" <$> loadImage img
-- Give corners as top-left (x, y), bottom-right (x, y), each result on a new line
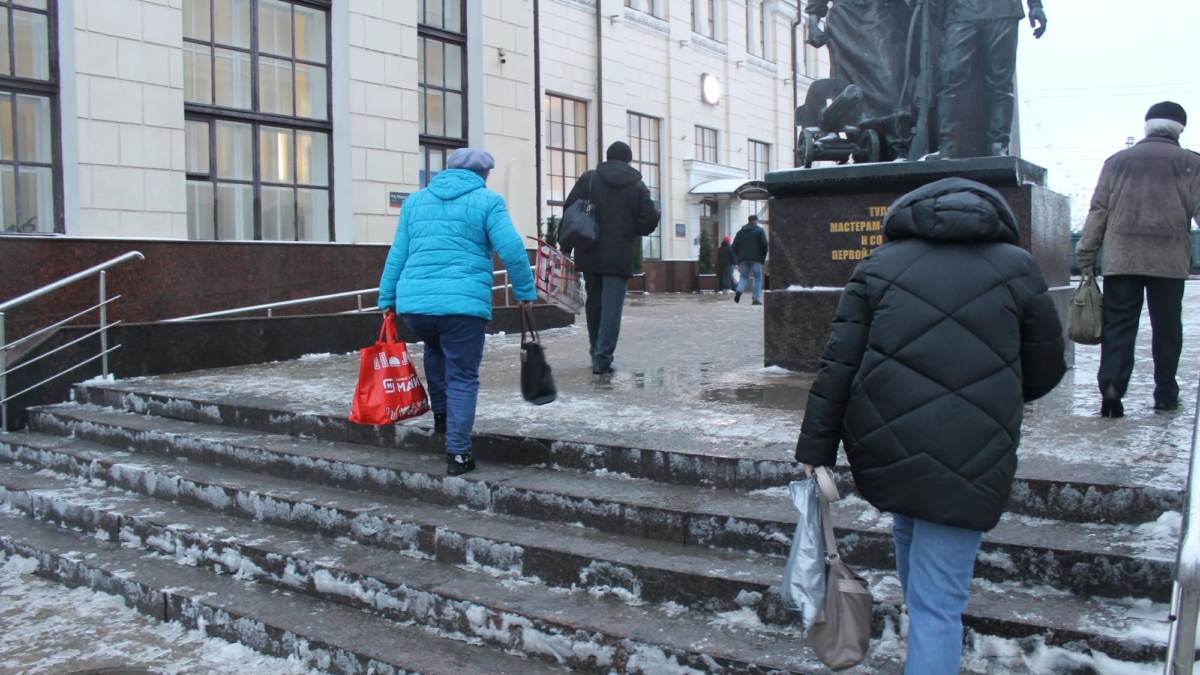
top-left (796, 179), bottom-right (1066, 675)
top-left (717, 236), bottom-right (736, 292)
top-left (1077, 102), bottom-right (1200, 417)
top-left (563, 142), bottom-right (660, 374)
top-left (731, 214), bottom-right (769, 305)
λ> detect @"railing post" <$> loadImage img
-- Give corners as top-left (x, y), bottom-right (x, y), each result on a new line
top-left (99, 271), bottom-right (108, 377)
top-left (505, 274), bottom-right (512, 307)
top-left (1171, 586), bottom-right (1200, 674)
top-left (0, 311), bottom-right (6, 433)
top-left (357, 294), bottom-right (363, 312)
top-left (268, 308), bottom-right (273, 318)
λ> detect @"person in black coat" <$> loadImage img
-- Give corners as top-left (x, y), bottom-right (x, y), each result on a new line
top-left (731, 215), bottom-right (769, 304)
top-left (717, 236), bottom-right (736, 292)
top-left (562, 142), bottom-right (660, 374)
top-left (795, 178), bottom-right (1065, 675)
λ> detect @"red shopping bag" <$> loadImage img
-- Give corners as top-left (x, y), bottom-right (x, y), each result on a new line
top-left (349, 314), bottom-right (431, 425)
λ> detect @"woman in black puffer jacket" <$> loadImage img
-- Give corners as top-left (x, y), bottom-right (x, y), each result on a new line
top-left (795, 178), bottom-right (1066, 675)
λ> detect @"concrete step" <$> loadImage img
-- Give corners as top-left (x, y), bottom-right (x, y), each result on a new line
top-left (13, 408), bottom-right (1178, 601)
top-left (0, 461), bottom-right (1183, 667)
top-left (76, 381), bottom-right (1183, 525)
top-left (0, 505), bottom-right (586, 675)
top-left (0, 465), bottom-right (858, 675)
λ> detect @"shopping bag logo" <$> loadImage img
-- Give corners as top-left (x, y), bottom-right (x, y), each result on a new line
top-left (381, 375), bottom-right (422, 395)
top-left (374, 350), bottom-right (409, 370)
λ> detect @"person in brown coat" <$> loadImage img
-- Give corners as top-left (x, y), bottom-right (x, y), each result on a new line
top-left (1076, 102), bottom-right (1200, 417)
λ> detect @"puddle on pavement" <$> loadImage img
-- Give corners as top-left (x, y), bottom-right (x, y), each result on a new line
top-left (701, 384), bottom-right (811, 411)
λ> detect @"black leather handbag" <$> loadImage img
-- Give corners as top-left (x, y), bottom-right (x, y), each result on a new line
top-left (557, 172), bottom-right (599, 251)
top-left (521, 306), bottom-right (557, 405)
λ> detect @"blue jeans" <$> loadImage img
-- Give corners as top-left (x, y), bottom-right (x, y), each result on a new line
top-left (736, 261), bottom-right (763, 302)
top-left (401, 314), bottom-right (488, 455)
top-left (892, 514), bottom-right (982, 675)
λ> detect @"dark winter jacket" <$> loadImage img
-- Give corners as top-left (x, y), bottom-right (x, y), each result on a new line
top-left (795, 178), bottom-right (1066, 532)
top-left (1076, 135), bottom-right (1200, 279)
top-left (718, 242), bottom-right (736, 268)
top-left (731, 223), bottom-right (769, 263)
top-left (562, 161), bottom-right (660, 278)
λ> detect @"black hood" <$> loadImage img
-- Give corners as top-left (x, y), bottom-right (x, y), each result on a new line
top-left (884, 178), bottom-right (1020, 246)
top-left (596, 160), bottom-right (643, 188)
top-left (740, 222), bottom-right (761, 232)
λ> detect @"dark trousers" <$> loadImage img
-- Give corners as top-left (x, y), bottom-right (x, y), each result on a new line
top-left (1097, 275), bottom-right (1185, 404)
top-left (720, 264), bottom-right (735, 291)
top-left (936, 18), bottom-right (1019, 156)
top-left (584, 273), bottom-right (629, 370)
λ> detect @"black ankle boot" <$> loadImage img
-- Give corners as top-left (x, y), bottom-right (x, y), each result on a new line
top-left (1100, 398), bottom-right (1125, 418)
top-left (447, 452), bottom-right (476, 476)
top-left (433, 412), bottom-right (447, 434)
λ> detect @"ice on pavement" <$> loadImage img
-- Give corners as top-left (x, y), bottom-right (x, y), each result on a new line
top-left (117, 286), bottom-right (1200, 488)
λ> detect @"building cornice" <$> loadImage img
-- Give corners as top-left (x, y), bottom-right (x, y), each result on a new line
top-left (690, 33), bottom-right (729, 58)
top-left (548, 0), bottom-right (596, 14)
top-left (745, 54), bottom-right (778, 76)
top-left (623, 7), bottom-right (670, 39)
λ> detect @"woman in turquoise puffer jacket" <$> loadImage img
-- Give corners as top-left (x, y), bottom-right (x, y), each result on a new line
top-left (378, 148), bottom-right (537, 476)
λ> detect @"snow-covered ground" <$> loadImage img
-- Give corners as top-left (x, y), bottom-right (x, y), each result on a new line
top-left (0, 552), bottom-right (323, 675)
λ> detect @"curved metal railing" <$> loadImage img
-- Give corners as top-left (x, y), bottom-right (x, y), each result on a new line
top-left (0, 251), bottom-right (145, 431)
top-left (1165, 379), bottom-right (1200, 674)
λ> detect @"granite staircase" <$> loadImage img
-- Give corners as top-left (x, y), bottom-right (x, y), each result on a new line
top-left (0, 377), bottom-right (1189, 674)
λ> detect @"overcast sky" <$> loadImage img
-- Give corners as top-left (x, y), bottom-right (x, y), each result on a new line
top-left (1016, 0), bottom-right (1200, 228)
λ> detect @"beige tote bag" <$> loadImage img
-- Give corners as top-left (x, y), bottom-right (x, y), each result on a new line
top-left (808, 467), bottom-right (873, 671)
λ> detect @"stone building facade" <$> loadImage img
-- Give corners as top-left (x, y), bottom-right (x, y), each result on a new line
top-left (3, 0), bottom-right (826, 262)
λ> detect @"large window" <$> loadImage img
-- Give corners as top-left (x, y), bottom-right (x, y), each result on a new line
top-left (747, 1), bottom-right (768, 57)
top-left (625, 0), bottom-right (661, 17)
top-left (184, 0), bottom-right (332, 241)
top-left (692, 0), bottom-right (719, 40)
top-left (0, 0), bottom-right (58, 234)
top-left (419, 0), bottom-right (466, 187)
top-left (695, 125), bottom-right (718, 164)
top-left (545, 95), bottom-right (587, 221)
top-left (628, 112), bottom-right (661, 260)
top-left (749, 140), bottom-right (770, 181)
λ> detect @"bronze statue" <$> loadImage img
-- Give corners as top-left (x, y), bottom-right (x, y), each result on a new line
top-left (805, 0), bottom-right (913, 121)
top-left (936, 0), bottom-right (1048, 158)
top-left (799, 0), bottom-right (1049, 164)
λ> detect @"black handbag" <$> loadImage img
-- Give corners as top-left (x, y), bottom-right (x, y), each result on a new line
top-left (520, 306), bottom-right (557, 405)
top-left (557, 172), bottom-right (599, 251)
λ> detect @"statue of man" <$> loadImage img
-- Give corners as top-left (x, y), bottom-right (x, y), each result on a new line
top-left (936, 0), bottom-right (1048, 158)
top-left (805, 0), bottom-right (913, 121)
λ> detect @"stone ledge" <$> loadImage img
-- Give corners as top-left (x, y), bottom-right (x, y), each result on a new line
top-left (623, 7), bottom-right (670, 38)
top-left (689, 32), bottom-right (729, 57)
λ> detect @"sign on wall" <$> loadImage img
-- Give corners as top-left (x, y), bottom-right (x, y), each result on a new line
top-left (389, 192), bottom-right (410, 209)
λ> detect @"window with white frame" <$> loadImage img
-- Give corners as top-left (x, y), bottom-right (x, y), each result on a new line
top-left (183, 0), bottom-right (333, 242)
top-left (695, 125), bottom-right (718, 164)
top-left (624, 0), bottom-right (661, 17)
top-left (545, 95), bottom-right (588, 222)
top-left (0, 0), bottom-right (59, 234)
top-left (747, 1), bottom-right (769, 57)
top-left (628, 112), bottom-right (661, 260)
top-left (692, 0), bottom-right (720, 40)
top-left (749, 140), bottom-right (770, 181)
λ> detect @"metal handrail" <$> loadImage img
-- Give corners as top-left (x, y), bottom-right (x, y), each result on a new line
top-left (164, 288), bottom-right (380, 322)
top-left (166, 265), bottom-right (537, 322)
top-left (0, 251), bottom-right (144, 431)
top-left (1166, 383), bottom-right (1200, 674)
top-left (0, 251), bottom-right (143, 312)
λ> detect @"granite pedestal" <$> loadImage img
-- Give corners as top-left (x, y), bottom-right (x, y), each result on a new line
top-left (763, 156), bottom-right (1073, 372)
